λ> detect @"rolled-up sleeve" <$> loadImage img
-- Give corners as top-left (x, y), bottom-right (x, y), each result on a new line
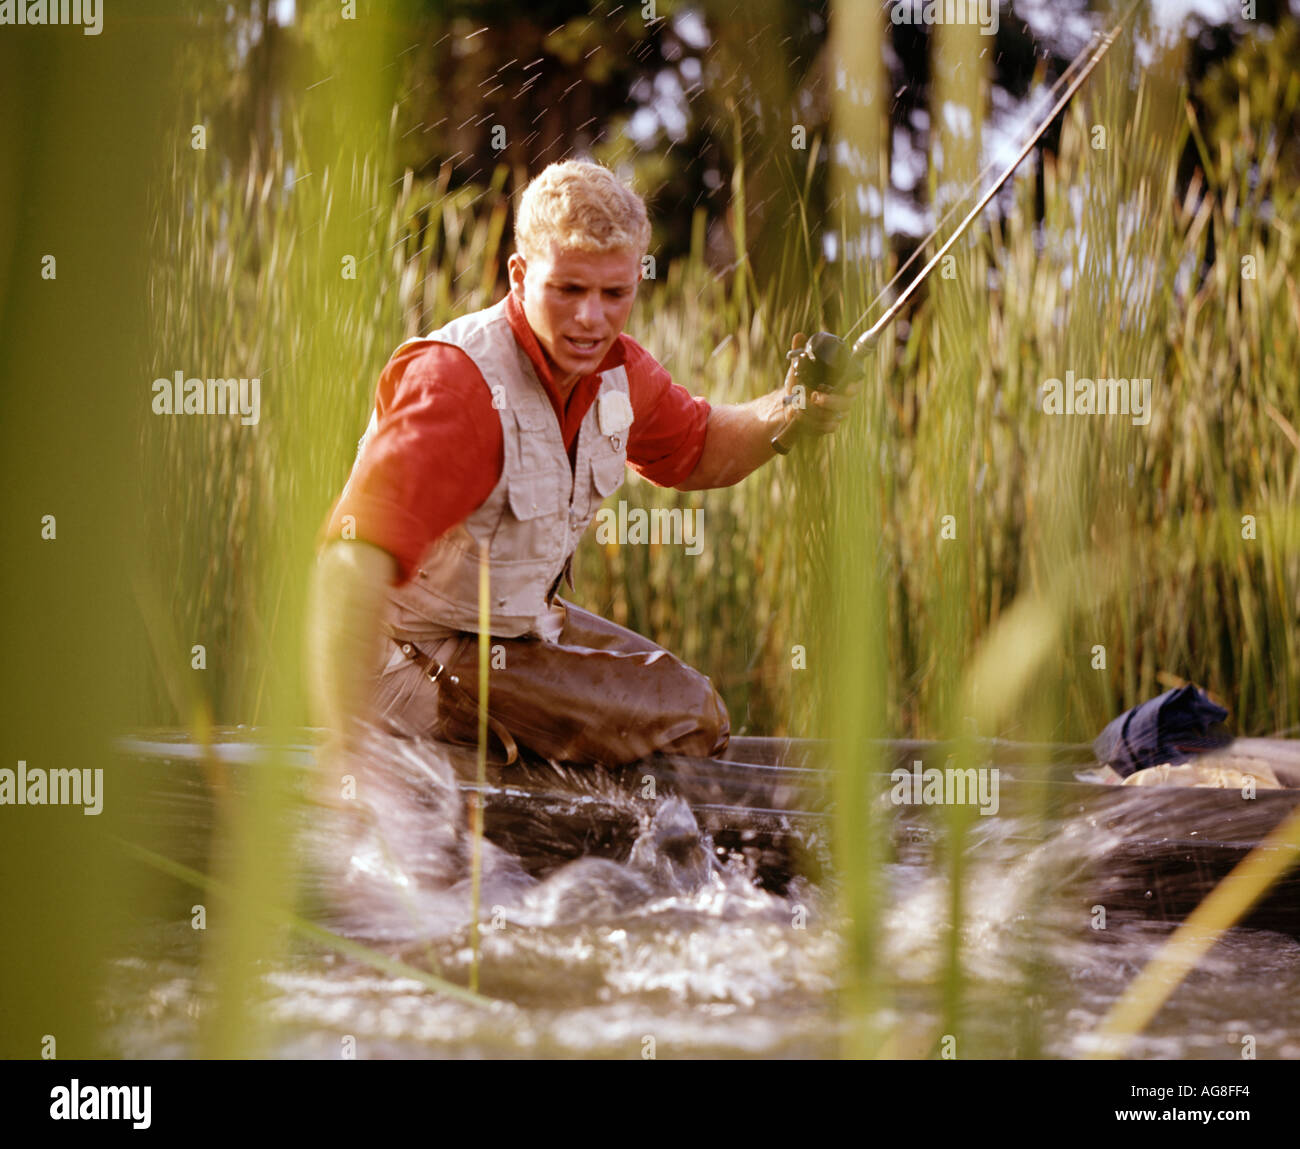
top-left (622, 338), bottom-right (711, 488)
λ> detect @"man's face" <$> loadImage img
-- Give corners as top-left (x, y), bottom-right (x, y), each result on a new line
top-left (509, 243), bottom-right (641, 392)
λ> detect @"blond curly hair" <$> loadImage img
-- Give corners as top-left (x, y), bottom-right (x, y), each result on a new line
top-left (515, 160), bottom-right (651, 260)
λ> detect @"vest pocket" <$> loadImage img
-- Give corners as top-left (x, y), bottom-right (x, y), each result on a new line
top-left (507, 473), bottom-right (559, 520)
top-left (510, 399), bottom-right (552, 431)
top-left (590, 450), bottom-right (627, 499)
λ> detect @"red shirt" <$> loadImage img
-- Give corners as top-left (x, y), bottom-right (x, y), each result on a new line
top-left (324, 292), bottom-right (712, 583)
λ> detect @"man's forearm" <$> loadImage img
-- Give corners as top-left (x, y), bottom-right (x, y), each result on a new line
top-left (306, 540), bottom-right (398, 748)
top-left (676, 390), bottom-right (788, 490)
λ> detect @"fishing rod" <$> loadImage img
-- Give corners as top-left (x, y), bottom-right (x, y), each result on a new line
top-left (772, 0), bottom-right (1142, 454)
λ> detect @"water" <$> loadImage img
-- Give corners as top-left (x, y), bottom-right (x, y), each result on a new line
top-left (105, 731), bottom-right (1300, 1059)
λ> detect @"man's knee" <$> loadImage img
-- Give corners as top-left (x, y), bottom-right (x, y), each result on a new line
top-left (660, 670), bottom-right (730, 759)
top-left (700, 686), bottom-right (730, 757)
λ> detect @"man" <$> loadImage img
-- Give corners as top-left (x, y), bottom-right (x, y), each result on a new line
top-left (308, 159), bottom-right (854, 772)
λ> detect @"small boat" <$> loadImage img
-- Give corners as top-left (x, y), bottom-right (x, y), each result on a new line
top-left (117, 730), bottom-right (1300, 937)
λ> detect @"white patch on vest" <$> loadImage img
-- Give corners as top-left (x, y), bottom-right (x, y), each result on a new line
top-left (597, 373), bottom-right (634, 436)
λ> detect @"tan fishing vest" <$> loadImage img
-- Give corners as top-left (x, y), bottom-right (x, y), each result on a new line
top-left (379, 298), bottom-right (629, 642)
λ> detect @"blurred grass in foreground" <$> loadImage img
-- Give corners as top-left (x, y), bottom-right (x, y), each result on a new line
top-left (141, 5), bottom-right (405, 1056)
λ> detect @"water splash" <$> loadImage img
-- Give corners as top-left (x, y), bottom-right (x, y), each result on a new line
top-left (301, 732), bottom-right (792, 940)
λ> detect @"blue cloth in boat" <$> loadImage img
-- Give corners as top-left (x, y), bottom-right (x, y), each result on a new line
top-left (1093, 684), bottom-right (1231, 777)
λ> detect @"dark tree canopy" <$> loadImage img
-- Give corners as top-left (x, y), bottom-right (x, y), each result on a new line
top-left (177, 0), bottom-right (1300, 277)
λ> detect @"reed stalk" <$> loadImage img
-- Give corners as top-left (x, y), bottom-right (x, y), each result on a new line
top-left (469, 541), bottom-right (491, 994)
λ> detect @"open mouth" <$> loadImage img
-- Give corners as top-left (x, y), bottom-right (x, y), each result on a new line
top-left (564, 336), bottom-right (603, 355)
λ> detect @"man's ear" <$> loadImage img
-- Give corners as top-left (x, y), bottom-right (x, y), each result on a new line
top-left (507, 252), bottom-right (527, 297)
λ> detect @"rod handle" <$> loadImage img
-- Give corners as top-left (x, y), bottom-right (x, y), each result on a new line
top-left (771, 332), bottom-right (848, 455)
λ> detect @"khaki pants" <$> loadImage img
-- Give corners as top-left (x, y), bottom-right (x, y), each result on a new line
top-left (372, 600), bottom-right (730, 766)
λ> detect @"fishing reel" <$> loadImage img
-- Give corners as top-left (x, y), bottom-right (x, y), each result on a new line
top-left (771, 331), bottom-right (850, 455)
